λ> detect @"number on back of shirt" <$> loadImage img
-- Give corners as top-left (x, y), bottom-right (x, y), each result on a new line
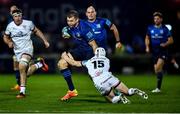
top-left (92, 60), bottom-right (104, 69)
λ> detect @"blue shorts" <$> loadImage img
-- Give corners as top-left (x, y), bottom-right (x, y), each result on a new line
top-left (152, 48), bottom-right (168, 64)
top-left (69, 48), bottom-right (94, 61)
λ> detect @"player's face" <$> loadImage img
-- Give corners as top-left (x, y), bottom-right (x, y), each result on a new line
top-left (154, 16), bottom-right (162, 26)
top-left (13, 14), bottom-right (23, 25)
top-left (86, 7), bottom-right (96, 21)
top-left (67, 16), bottom-right (79, 28)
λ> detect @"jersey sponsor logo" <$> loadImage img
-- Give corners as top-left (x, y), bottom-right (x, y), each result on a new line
top-left (12, 31), bottom-right (28, 37)
top-left (151, 30), bottom-right (154, 34)
top-left (86, 31), bottom-right (93, 38)
top-left (160, 30), bottom-right (164, 34)
top-left (96, 24), bottom-right (101, 28)
top-left (94, 31), bottom-right (101, 34)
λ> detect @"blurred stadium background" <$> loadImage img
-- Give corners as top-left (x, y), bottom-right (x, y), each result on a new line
top-left (0, 0), bottom-right (180, 74)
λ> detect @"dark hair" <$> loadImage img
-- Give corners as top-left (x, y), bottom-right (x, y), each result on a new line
top-left (67, 10), bottom-right (79, 19)
top-left (153, 12), bottom-right (163, 18)
top-left (12, 9), bottom-right (22, 15)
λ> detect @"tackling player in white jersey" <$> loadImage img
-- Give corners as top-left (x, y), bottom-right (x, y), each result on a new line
top-left (61, 47), bottom-right (148, 103)
top-left (3, 9), bottom-right (50, 98)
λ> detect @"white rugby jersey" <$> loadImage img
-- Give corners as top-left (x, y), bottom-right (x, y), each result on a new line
top-left (5, 20), bottom-right (35, 54)
top-left (82, 56), bottom-right (110, 79)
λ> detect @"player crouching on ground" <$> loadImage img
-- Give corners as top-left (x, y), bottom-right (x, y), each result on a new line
top-left (61, 47), bottom-right (148, 103)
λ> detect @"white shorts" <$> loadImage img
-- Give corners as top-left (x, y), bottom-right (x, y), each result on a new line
top-left (14, 47), bottom-right (33, 62)
top-left (93, 73), bottom-right (120, 96)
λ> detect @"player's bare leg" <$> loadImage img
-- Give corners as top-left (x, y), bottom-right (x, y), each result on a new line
top-left (105, 90), bottom-right (130, 104)
top-left (16, 54), bottom-right (31, 98)
top-left (152, 58), bottom-right (164, 93)
top-left (115, 82), bottom-right (148, 99)
top-left (27, 57), bottom-right (49, 77)
top-left (11, 55), bottom-right (20, 91)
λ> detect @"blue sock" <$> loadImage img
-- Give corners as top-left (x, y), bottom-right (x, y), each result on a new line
top-left (15, 70), bottom-right (20, 85)
top-left (60, 69), bottom-right (75, 91)
top-left (157, 72), bottom-right (163, 89)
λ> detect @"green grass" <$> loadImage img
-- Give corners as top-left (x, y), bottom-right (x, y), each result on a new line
top-left (0, 74), bottom-right (180, 113)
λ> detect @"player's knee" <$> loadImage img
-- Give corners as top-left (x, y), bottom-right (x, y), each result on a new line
top-left (57, 59), bottom-right (68, 69)
top-left (155, 66), bottom-right (162, 73)
top-left (19, 58), bottom-right (29, 71)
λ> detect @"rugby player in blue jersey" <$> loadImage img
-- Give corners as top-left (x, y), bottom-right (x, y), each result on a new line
top-left (85, 6), bottom-right (122, 50)
top-left (58, 10), bottom-right (98, 100)
top-left (145, 12), bottom-right (174, 93)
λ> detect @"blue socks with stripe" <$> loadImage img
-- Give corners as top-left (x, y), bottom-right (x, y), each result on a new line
top-left (60, 69), bottom-right (75, 91)
top-left (157, 72), bottom-right (163, 89)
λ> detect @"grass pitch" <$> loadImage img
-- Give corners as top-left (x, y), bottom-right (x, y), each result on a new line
top-left (0, 73), bottom-right (180, 113)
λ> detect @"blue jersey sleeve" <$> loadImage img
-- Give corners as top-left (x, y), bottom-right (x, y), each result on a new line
top-left (102, 18), bottom-right (112, 28)
top-left (146, 26), bottom-right (151, 36)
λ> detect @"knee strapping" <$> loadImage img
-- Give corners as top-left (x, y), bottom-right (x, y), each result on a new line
top-left (19, 58), bottom-right (29, 66)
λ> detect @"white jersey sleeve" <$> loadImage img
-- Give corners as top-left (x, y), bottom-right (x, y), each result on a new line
top-left (5, 24), bottom-right (11, 36)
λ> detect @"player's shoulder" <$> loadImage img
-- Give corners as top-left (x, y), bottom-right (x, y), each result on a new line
top-left (23, 19), bottom-right (33, 24)
top-left (7, 21), bottom-right (14, 27)
top-left (161, 24), bottom-right (169, 29)
top-left (79, 19), bottom-right (91, 29)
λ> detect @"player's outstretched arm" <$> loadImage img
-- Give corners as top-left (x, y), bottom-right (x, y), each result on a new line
top-left (110, 24), bottom-right (122, 48)
top-left (33, 27), bottom-right (50, 48)
top-left (3, 34), bottom-right (13, 48)
top-left (61, 52), bottom-right (82, 67)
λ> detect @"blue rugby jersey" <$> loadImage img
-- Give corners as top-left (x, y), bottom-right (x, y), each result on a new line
top-left (85, 17), bottom-right (112, 49)
top-left (147, 24), bottom-right (171, 49)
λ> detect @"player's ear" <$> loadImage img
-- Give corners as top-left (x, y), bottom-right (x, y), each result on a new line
top-left (76, 18), bottom-right (79, 23)
top-left (94, 11), bottom-right (97, 16)
top-left (86, 11), bottom-right (88, 17)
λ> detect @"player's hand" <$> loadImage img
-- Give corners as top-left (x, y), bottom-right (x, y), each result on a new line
top-left (116, 42), bottom-right (122, 49)
top-left (145, 47), bottom-right (150, 53)
top-left (8, 42), bottom-right (13, 48)
top-left (62, 27), bottom-right (71, 39)
top-left (160, 43), bottom-right (166, 48)
top-left (44, 41), bottom-right (50, 48)
top-left (61, 52), bottom-right (66, 59)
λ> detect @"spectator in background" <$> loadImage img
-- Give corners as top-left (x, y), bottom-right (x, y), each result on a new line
top-left (145, 12), bottom-right (174, 93)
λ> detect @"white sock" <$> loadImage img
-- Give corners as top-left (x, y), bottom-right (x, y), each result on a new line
top-left (174, 62), bottom-right (179, 69)
top-left (35, 62), bottom-right (43, 69)
top-left (128, 88), bottom-right (135, 95)
top-left (20, 86), bottom-right (26, 94)
top-left (111, 96), bottom-right (121, 103)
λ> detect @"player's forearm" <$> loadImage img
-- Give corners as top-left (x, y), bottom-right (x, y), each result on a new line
top-left (89, 40), bottom-right (98, 53)
top-left (164, 37), bottom-right (174, 47)
top-left (145, 35), bottom-right (150, 48)
top-left (34, 27), bottom-right (48, 42)
top-left (62, 54), bottom-right (82, 67)
top-left (111, 24), bottom-right (120, 42)
top-left (3, 35), bottom-right (11, 45)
